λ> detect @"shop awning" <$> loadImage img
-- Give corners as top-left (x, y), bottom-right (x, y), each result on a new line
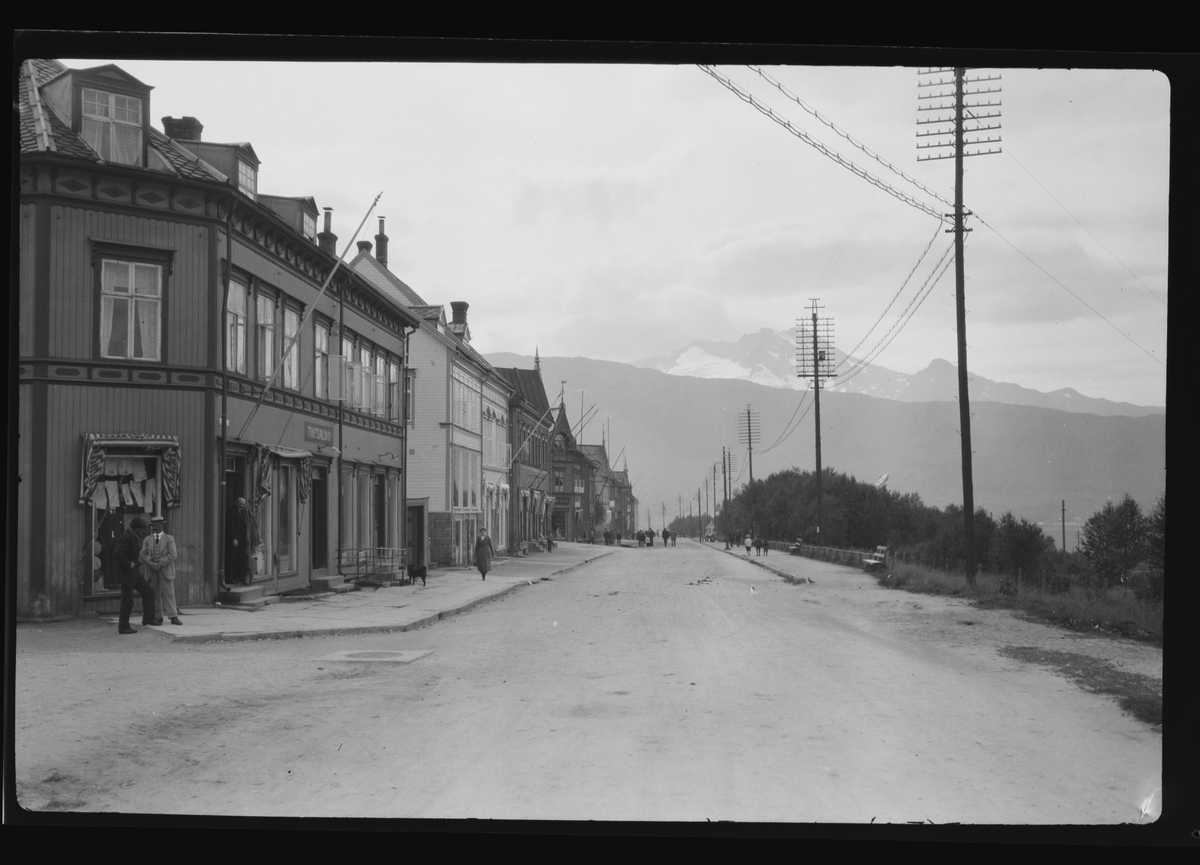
top-left (79, 433), bottom-right (182, 508)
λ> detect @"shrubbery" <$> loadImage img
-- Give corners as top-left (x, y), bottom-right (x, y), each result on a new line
top-left (717, 467), bottom-right (1163, 596)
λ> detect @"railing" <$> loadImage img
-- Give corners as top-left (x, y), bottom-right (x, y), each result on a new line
top-left (337, 546), bottom-right (410, 583)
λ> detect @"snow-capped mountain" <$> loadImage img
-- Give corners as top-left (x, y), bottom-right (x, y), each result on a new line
top-left (636, 328), bottom-right (1163, 417)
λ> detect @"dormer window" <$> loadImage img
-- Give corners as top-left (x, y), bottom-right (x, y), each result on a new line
top-left (302, 211), bottom-right (316, 242)
top-left (81, 87), bottom-right (143, 165)
top-left (237, 159), bottom-right (257, 200)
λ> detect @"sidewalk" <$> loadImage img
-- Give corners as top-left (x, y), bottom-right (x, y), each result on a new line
top-left (112, 543), bottom-right (614, 644)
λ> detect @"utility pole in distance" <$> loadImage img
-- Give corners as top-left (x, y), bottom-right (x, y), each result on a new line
top-left (795, 298), bottom-right (836, 543)
top-left (917, 65), bottom-right (1002, 586)
top-left (737, 404), bottom-right (761, 483)
top-left (1062, 499), bottom-right (1067, 552)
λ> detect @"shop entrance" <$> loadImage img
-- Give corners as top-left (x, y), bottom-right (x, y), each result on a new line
top-left (406, 505), bottom-right (425, 568)
top-left (311, 466), bottom-right (328, 571)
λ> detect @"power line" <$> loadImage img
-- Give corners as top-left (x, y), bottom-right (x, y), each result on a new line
top-left (836, 219), bottom-right (946, 375)
top-left (746, 65), bottom-right (955, 211)
top-left (971, 212), bottom-right (1164, 366)
top-left (698, 65), bottom-right (945, 222)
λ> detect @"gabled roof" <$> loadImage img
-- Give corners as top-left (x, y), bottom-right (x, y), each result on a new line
top-left (494, 368), bottom-right (551, 415)
top-left (19, 59), bottom-right (225, 183)
top-left (579, 444), bottom-right (610, 471)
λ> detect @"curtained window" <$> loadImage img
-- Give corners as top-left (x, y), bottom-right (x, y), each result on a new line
top-left (226, 278), bottom-right (247, 374)
top-left (282, 305), bottom-right (300, 390)
top-left (256, 294), bottom-right (275, 381)
top-left (81, 87), bottom-right (143, 166)
top-left (100, 259), bottom-right (161, 361)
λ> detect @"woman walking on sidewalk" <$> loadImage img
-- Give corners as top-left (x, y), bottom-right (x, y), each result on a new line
top-left (474, 528), bottom-right (496, 581)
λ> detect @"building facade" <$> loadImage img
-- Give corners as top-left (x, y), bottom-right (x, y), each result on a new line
top-left (548, 403), bottom-right (595, 541)
top-left (17, 59), bottom-right (420, 617)
top-left (495, 365), bottom-right (554, 551)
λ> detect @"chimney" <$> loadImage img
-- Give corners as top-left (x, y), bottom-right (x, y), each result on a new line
top-left (317, 207), bottom-right (337, 255)
top-left (374, 216), bottom-right (389, 268)
top-left (450, 301), bottom-right (469, 326)
top-left (357, 240), bottom-right (372, 255)
top-left (161, 116), bottom-right (203, 140)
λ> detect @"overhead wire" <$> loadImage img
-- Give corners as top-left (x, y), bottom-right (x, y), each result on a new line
top-left (746, 64), bottom-right (955, 211)
top-left (698, 65), bottom-right (945, 222)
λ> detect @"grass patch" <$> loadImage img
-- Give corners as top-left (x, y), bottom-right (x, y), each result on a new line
top-left (998, 646), bottom-right (1162, 728)
top-left (882, 561), bottom-right (1162, 645)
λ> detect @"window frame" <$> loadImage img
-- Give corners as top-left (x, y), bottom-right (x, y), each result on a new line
top-left (79, 85), bottom-right (145, 167)
top-left (91, 242), bottom-right (171, 363)
top-left (254, 290), bottom-right (277, 383)
top-left (313, 318), bottom-right (330, 400)
top-left (281, 303), bottom-right (301, 391)
top-left (225, 273), bottom-right (249, 375)
top-left (237, 159), bottom-right (258, 200)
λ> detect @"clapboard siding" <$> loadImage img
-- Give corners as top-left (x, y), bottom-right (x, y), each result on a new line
top-left (39, 384), bottom-right (209, 614)
top-left (19, 205), bottom-right (37, 358)
top-left (16, 383), bottom-right (34, 615)
top-left (405, 332), bottom-right (449, 510)
top-left (48, 206), bottom-right (211, 366)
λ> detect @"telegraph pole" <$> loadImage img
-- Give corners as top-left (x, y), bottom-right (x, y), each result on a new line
top-left (795, 299), bottom-right (837, 542)
top-left (712, 462), bottom-right (718, 534)
top-left (1061, 499), bottom-right (1067, 552)
top-left (697, 488), bottom-right (702, 538)
top-left (737, 404), bottom-right (761, 483)
top-left (917, 66), bottom-right (1002, 586)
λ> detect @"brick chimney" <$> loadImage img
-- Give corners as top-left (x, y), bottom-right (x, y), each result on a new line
top-left (317, 207), bottom-right (337, 255)
top-left (374, 216), bottom-right (388, 268)
top-left (357, 240), bottom-right (372, 255)
top-left (450, 301), bottom-right (469, 326)
top-left (162, 116), bottom-right (203, 140)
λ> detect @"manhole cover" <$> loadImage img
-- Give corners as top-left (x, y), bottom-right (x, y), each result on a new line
top-left (317, 649), bottom-right (432, 664)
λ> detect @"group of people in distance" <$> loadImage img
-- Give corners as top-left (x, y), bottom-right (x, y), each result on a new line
top-left (634, 528), bottom-right (676, 547)
top-left (724, 532), bottom-right (769, 556)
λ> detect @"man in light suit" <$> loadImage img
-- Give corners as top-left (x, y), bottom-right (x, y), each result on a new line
top-left (141, 516), bottom-right (181, 625)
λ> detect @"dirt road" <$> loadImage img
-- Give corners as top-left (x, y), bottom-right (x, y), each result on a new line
top-left (15, 542), bottom-right (1161, 823)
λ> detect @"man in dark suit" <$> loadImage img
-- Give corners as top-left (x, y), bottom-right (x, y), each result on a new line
top-left (225, 496), bottom-right (254, 588)
top-left (115, 516), bottom-right (159, 633)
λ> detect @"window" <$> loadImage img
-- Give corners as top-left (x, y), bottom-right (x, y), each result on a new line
top-left (81, 87), bottom-right (142, 166)
top-left (237, 160), bottom-right (257, 200)
top-left (314, 321), bottom-right (329, 399)
top-left (226, 277), bottom-right (247, 373)
top-left (302, 211), bottom-right (316, 242)
top-left (256, 294), bottom-right (275, 381)
top-left (387, 360), bottom-right (401, 423)
top-left (374, 355), bottom-right (387, 418)
top-left (100, 258), bottom-right (161, 361)
top-left (405, 369), bottom-right (416, 426)
top-left (359, 345), bottom-right (373, 414)
top-left (341, 333), bottom-right (357, 406)
top-left (282, 306), bottom-right (300, 390)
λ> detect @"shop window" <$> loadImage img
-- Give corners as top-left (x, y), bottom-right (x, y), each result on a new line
top-left (88, 452), bottom-right (164, 594)
top-left (277, 463), bottom-right (295, 573)
top-left (99, 257), bottom-right (162, 361)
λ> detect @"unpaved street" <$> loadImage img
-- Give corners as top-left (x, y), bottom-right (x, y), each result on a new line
top-left (15, 541), bottom-right (1161, 823)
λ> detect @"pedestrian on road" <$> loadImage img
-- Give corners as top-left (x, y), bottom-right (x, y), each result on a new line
top-left (744, 533), bottom-right (753, 555)
top-left (474, 528), bottom-right (496, 581)
top-left (647, 528), bottom-right (656, 547)
top-left (115, 515), bottom-right (158, 634)
top-left (141, 516), bottom-right (181, 625)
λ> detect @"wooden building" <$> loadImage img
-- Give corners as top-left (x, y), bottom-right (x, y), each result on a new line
top-left (495, 364), bottom-right (555, 552)
top-left (17, 59), bottom-right (420, 618)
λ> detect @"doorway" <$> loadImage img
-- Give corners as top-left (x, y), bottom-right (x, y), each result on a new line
top-left (406, 504), bottom-right (425, 568)
top-left (311, 467), bottom-right (328, 571)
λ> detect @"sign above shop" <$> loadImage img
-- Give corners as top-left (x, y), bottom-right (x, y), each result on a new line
top-left (304, 422), bottom-right (334, 445)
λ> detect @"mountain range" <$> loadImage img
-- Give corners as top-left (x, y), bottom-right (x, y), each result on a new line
top-left (486, 347), bottom-right (1166, 545)
top-left (638, 328), bottom-right (1164, 418)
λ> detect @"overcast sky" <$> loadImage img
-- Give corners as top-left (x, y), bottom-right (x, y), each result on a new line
top-left (61, 52), bottom-right (1171, 406)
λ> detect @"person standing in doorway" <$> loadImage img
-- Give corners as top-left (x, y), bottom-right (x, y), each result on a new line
top-left (141, 516), bottom-right (181, 625)
top-left (225, 496), bottom-right (255, 589)
top-left (115, 516), bottom-right (158, 633)
top-left (474, 528), bottom-right (496, 581)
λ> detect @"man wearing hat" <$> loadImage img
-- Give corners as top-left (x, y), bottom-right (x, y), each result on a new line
top-left (140, 516), bottom-right (182, 626)
top-left (114, 515), bottom-right (158, 633)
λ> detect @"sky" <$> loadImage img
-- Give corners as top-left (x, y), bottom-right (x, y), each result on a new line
top-left (58, 49), bottom-right (1171, 407)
